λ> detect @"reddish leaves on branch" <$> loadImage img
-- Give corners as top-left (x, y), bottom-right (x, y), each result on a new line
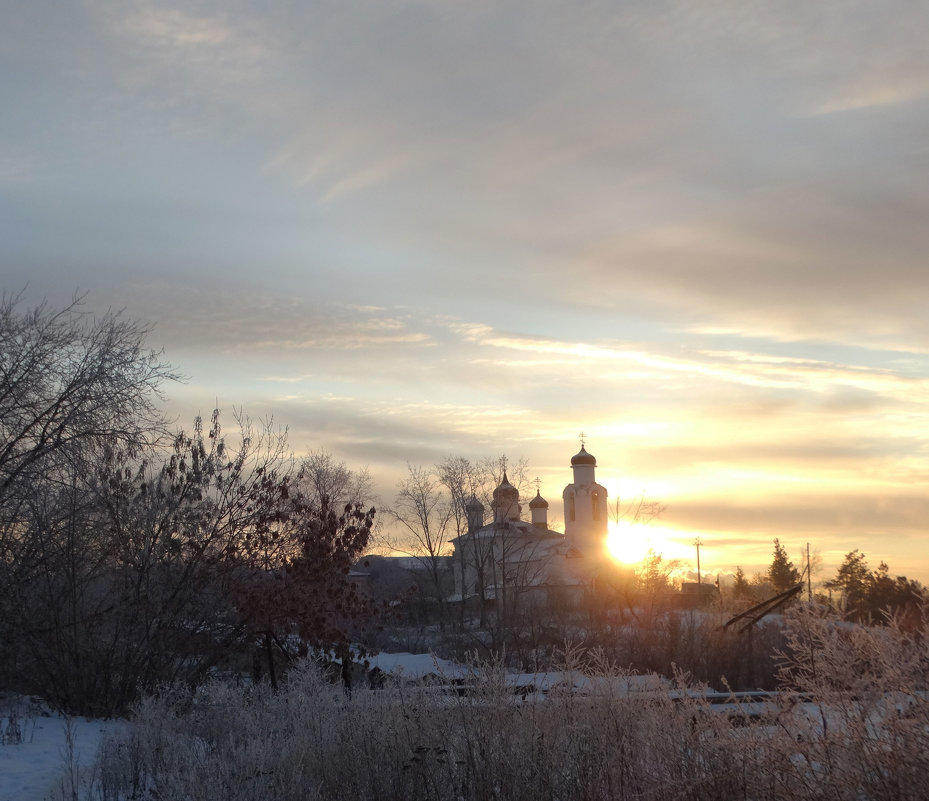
top-left (233, 498), bottom-right (379, 655)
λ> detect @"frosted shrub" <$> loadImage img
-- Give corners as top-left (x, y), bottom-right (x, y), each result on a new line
top-left (749, 606), bottom-right (929, 801)
top-left (86, 655), bottom-right (724, 801)
top-left (85, 616), bottom-right (929, 801)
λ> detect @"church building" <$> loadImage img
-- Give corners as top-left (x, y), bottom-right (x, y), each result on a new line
top-left (450, 442), bottom-right (613, 607)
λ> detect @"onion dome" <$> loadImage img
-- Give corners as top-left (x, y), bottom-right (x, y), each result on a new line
top-left (570, 445), bottom-right (597, 466)
top-left (466, 495), bottom-right (484, 512)
top-left (528, 490), bottom-right (548, 509)
top-left (493, 472), bottom-right (519, 502)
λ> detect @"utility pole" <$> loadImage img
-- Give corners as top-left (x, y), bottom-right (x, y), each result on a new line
top-left (806, 543), bottom-right (813, 603)
top-left (695, 537), bottom-right (702, 584)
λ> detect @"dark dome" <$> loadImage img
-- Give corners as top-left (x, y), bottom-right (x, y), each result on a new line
top-left (466, 495), bottom-right (484, 512)
top-left (528, 490), bottom-right (548, 509)
top-left (493, 472), bottom-right (519, 501)
top-left (571, 445), bottom-right (596, 466)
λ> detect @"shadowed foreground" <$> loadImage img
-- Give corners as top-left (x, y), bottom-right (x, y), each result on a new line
top-left (77, 608), bottom-right (928, 801)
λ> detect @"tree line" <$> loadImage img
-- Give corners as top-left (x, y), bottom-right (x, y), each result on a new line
top-left (730, 538), bottom-right (925, 626)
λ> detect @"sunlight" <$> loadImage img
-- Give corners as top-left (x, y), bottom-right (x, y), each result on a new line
top-left (606, 520), bottom-right (651, 564)
top-left (606, 520), bottom-right (694, 565)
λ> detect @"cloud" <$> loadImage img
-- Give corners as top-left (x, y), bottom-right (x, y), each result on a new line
top-left (105, 282), bottom-right (437, 354)
top-left (451, 321), bottom-right (929, 406)
top-left (5, 1), bottom-right (929, 580)
top-left (9, 2), bottom-right (929, 353)
top-left (110, 4), bottom-right (232, 48)
top-left (669, 493), bottom-right (929, 545)
top-left (99, 2), bottom-right (277, 105)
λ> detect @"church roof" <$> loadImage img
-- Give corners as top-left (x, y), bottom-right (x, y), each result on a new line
top-left (528, 490), bottom-right (548, 509)
top-left (493, 471), bottom-right (519, 500)
top-left (571, 445), bottom-right (596, 466)
top-left (458, 518), bottom-right (563, 542)
top-left (466, 495), bottom-right (484, 512)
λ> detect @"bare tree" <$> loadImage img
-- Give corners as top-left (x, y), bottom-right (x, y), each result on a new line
top-left (0, 293), bottom-right (177, 511)
top-left (436, 455), bottom-right (481, 626)
top-left (470, 456), bottom-right (525, 626)
top-left (0, 293), bottom-right (179, 708)
top-left (609, 491), bottom-right (666, 528)
top-left (4, 409), bottom-right (290, 713)
top-left (386, 454), bottom-right (558, 639)
top-left (297, 448), bottom-right (375, 511)
top-left (386, 464), bottom-right (455, 627)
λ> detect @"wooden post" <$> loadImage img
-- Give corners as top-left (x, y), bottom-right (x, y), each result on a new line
top-left (264, 631), bottom-right (278, 691)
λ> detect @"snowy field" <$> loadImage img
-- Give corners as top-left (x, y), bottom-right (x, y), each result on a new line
top-left (0, 699), bottom-right (114, 801)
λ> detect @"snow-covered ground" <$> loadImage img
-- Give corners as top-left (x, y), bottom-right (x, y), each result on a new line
top-left (0, 700), bottom-right (113, 801)
top-left (366, 651), bottom-right (674, 696)
top-left (365, 650), bottom-right (469, 678)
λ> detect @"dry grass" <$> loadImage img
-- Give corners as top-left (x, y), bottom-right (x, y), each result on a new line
top-left (80, 608), bottom-right (929, 801)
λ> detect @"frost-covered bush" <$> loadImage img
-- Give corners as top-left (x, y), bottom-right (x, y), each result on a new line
top-left (85, 654), bottom-right (727, 801)
top-left (754, 606), bottom-right (929, 801)
top-left (84, 612), bottom-right (929, 801)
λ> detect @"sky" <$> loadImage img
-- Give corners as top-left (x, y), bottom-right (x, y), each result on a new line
top-left (2, 0), bottom-right (929, 583)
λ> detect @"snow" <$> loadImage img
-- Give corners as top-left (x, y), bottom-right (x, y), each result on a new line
top-left (365, 652), bottom-right (675, 698)
top-left (365, 651), bottom-right (469, 679)
top-left (0, 704), bottom-right (112, 801)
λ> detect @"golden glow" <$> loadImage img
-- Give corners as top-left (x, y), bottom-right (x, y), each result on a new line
top-left (606, 520), bottom-right (694, 565)
top-left (606, 519), bottom-right (659, 564)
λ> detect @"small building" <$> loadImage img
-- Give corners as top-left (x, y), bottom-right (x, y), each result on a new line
top-left (677, 581), bottom-right (720, 609)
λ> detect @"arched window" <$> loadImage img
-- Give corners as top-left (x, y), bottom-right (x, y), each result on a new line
top-left (592, 491), bottom-right (600, 520)
top-left (568, 492), bottom-right (575, 522)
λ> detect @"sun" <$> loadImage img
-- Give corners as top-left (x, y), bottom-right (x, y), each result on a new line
top-left (607, 520), bottom-right (650, 564)
top-left (607, 520), bottom-right (691, 565)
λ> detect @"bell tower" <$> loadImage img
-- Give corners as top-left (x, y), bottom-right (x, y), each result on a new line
top-left (562, 436), bottom-right (608, 557)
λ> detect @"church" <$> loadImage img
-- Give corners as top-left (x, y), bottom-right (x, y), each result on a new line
top-left (450, 443), bottom-right (612, 609)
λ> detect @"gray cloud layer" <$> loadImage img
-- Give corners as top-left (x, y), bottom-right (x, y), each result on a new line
top-left (3, 0), bottom-right (929, 577)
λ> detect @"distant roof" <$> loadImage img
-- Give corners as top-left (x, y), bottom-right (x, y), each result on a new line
top-left (463, 519), bottom-right (564, 541)
top-left (370, 555), bottom-right (454, 570)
